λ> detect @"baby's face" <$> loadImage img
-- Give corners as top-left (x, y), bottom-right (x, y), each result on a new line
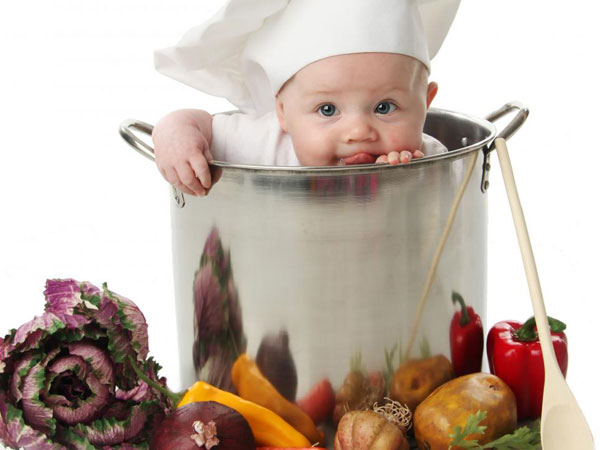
top-left (276, 53), bottom-right (437, 166)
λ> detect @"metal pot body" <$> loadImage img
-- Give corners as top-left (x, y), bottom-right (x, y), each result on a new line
top-left (167, 108), bottom-right (501, 394)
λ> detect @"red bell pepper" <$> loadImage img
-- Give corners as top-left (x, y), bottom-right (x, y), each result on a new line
top-left (449, 291), bottom-right (484, 376)
top-left (487, 316), bottom-right (568, 420)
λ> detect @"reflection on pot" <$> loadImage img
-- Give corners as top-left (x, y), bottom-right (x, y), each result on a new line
top-left (449, 291), bottom-right (484, 377)
top-left (192, 227), bottom-right (246, 392)
top-left (309, 173), bottom-right (379, 198)
top-left (256, 329), bottom-right (298, 402)
top-left (333, 369), bottom-right (386, 425)
top-left (390, 354), bottom-right (454, 414)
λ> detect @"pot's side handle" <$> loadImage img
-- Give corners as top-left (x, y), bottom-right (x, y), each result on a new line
top-left (486, 101), bottom-right (530, 145)
top-left (480, 102), bottom-right (529, 192)
top-left (119, 119), bottom-right (186, 207)
top-left (119, 119), bottom-right (156, 161)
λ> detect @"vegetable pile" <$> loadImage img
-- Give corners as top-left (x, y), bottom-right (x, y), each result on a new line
top-left (0, 280), bottom-right (556, 450)
top-left (0, 279), bottom-right (171, 449)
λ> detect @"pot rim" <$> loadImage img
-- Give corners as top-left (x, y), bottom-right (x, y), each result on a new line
top-left (120, 105), bottom-right (507, 177)
top-left (206, 107), bottom-right (496, 174)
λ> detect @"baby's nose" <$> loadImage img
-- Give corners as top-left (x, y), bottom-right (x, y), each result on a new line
top-left (343, 117), bottom-right (377, 143)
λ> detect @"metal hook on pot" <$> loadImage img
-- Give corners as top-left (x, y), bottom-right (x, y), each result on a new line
top-left (480, 102), bottom-right (529, 192)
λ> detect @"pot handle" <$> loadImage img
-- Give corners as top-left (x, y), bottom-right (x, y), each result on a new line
top-left (119, 119), bottom-right (186, 207)
top-left (486, 101), bottom-right (529, 145)
top-left (480, 102), bottom-right (529, 192)
top-left (119, 119), bottom-right (156, 161)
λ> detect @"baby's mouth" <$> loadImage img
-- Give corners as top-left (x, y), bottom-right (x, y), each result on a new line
top-left (340, 152), bottom-right (377, 165)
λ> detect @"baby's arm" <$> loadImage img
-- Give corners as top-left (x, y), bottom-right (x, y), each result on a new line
top-left (375, 149), bottom-right (425, 165)
top-left (152, 109), bottom-right (214, 196)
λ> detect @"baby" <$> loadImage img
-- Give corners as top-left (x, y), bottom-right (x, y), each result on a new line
top-left (152, 0), bottom-right (460, 196)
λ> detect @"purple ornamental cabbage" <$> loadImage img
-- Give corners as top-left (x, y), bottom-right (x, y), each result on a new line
top-left (0, 279), bottom-right (171, 449)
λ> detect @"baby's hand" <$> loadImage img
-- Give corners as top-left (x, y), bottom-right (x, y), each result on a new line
top-left (376, 149), bottom-right (425, 165)
top-left (152, 110), bottom-right (214, 196)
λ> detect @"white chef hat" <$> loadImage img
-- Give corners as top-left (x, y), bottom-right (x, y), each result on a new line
top-left (155, 0), bottom-right (460, 114)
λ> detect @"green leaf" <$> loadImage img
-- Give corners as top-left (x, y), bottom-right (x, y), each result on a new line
top-left (481, 421), bottom-right (541, 450)
top-left (448, 410), bottom-right (488, 449)
top-left (449, 412), bottom-right (541, 450)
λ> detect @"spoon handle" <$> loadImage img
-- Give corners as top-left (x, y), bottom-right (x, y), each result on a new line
top-left (494, 138), bottom-right (558, 370)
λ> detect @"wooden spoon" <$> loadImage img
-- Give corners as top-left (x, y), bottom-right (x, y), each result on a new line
top-left (495, 137), bottom-right (595, 449)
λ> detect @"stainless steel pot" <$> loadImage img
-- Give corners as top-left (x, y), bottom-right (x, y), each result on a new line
top-left (120, 103), bottom-right (527, 403)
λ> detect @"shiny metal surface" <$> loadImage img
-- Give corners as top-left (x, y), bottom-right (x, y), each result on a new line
top-left (120, 105), bottom-right (527, 422)
top-left (485, 101), bottom-right (529, 143)
top-left (119, 119), bottom-right (154, 161)
top-left (171, 144), bottom-right (490, 396)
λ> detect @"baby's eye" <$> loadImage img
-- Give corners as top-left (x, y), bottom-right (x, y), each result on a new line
top-left (375, 102), bottom-right (397, 114)
top-left (318, 104), bottom-right (338, 117)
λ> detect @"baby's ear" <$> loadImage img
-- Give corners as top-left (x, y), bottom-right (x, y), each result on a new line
top-left (275, 95), bottom-right (288, 132)
top-left (426, 81), bottom-right (438, 109)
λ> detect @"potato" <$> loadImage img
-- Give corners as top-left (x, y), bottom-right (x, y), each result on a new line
top-left (389, 355), bottom-right (454, 413)
top-left (413, 372), bottom-right (517, 450)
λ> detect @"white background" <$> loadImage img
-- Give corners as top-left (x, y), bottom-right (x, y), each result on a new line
top-left (0, 0), bottom-right (598, 445)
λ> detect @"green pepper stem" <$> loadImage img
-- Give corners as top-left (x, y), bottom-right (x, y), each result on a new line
top-left (452, 291), bottom-right (471, 327)
top-left (513, 316), bottom-right (567, 342)
top-left (127, 355), bottom-right (184, 408)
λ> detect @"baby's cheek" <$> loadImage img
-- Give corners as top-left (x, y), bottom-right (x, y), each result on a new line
top-left (292, 132), bottom-right (329, 164)
top-left (292, 139), bottom-right (321, 166)
top-left (386, 130), bottom-right (423, 152)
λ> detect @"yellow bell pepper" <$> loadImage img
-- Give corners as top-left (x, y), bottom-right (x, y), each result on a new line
top-left (178, 381), bottom-right (311, 448)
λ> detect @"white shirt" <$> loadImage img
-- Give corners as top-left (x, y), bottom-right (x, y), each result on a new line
top-left (211, 111), bottom-right (446, 166)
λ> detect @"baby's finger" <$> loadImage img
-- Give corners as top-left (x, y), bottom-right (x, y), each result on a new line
top-left (189, 155), bottom-right (212, 191)
top-left (177, 163), bottom-right (207, 196)
top-left (387, 151), bottom-right (401, 165)
top-left (164, 166), bottom-right (180, 188)
top-left (400, 150), bottom-right (413, 164)
top-left (165, 167), bottom-right (195, 196)
top-left (204, 148), bottom-right (215, 163)
top-left (376, 154), bottom-right (388, 164)
top-left (413, 150), bottom-right (425, 159)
